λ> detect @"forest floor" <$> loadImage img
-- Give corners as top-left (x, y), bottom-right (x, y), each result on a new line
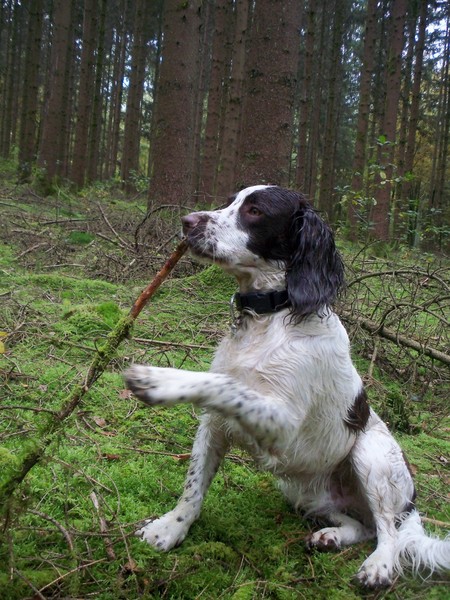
top-left (0, 168), bottom-right (449, 599)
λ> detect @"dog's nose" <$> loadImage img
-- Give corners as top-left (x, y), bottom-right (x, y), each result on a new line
top-left (181, 213), bottom-right (207, 234)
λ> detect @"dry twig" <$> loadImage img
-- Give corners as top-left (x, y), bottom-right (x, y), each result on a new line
top-left (89, 492), bottom-right (116, 560)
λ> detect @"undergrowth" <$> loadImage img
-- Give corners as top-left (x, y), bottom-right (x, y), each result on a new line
top-left (0, 177), bottom-right (449, 599)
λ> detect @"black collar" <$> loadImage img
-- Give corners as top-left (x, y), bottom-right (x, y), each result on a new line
top-left (234, 289), bottom-right (290, 315)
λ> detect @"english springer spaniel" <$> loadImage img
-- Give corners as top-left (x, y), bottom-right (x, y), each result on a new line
top-left (125, 185), bottom-right (450, 587)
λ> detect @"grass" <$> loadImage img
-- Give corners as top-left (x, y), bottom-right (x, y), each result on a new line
top-left (0, 174), bottom-right (449, 599)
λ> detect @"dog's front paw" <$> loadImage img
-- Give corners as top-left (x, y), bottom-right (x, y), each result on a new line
top-left (136, 512), bottom-right (189, 551)
top-left (124, 365), bottom-right (186, 406)
top-left (355, 553), bottom-right (393, 588)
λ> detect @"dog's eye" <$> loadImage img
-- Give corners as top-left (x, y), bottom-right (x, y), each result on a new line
top-left (248, 206), bottom-right (262, 217)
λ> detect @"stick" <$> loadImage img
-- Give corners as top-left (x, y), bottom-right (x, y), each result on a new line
top-left (0, 238), bottom-right (189, 507)
top-left (90, 492), bottom-right (116, 560)
top-left (130, 238), bottom-right (188, 318)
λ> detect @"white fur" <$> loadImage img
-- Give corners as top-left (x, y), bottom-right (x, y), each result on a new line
top-left (125, 185), bottom-right (450, 588)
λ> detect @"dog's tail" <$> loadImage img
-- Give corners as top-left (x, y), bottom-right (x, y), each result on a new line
top-left (394, 510), bottom-right (450, 576)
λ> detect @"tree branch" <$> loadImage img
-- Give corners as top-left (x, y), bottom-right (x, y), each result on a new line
top-left (341, 310), bottom-right (450, 366)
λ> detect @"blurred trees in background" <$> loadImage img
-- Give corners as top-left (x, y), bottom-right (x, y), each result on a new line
top-left (0, 0), bottom-right (448, 248)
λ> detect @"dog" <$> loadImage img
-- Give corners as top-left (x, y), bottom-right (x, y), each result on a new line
top-left (125, 185), bottom-right (450, 587)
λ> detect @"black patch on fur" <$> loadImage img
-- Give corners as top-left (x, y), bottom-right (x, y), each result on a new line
top-left (344, 388), bottom-right (370, 432)
top-left (401, 450), bottom-right (417, 510)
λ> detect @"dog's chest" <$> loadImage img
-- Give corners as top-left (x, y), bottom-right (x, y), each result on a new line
top-left (211, 317), bottom-right (283, 384)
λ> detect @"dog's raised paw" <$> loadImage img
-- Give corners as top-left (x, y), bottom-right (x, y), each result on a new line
top-left (124, 365), bottom-right (172, 406)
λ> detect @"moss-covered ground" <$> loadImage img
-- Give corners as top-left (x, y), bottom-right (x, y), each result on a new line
top-left (0, 173), bottom-right (448, 599)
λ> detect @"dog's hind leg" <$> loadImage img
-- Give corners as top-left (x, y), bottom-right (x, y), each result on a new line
top-left (350, 418), bottom-right (416, 587)
top-left (136, 414), bottom-right (229, 551)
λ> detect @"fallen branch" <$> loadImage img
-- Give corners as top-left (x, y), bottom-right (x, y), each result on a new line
top-left (421, 516), bottom-right (450, 529)
top-left (341, 310), bottom-right (450, 366)
top-left (90, 492), bottom-right (116, 561)
top-left (29, 509), bottom-right (74, 553)
top-left (37, 558), bottom-right (107, 595)
top-left (0, 238), bottom-right (189, 508)
top-left (96, 202), bottom-right (132, 250)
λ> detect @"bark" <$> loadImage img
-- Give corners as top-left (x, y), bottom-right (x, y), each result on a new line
top-left (87, 0), bottom-right (107, 183)
top-left (306, 3), bottom-right (327, 201)
top-left (106, 4), bottom-right (128, 179)
top-left (121, 0), bottom-right (149, 191)
top-left (198, 0), bottom-right (231, 204)
top-left (215, 0), bottom-right (249, 197)
top-left (18, 0), bottom-right (43, 181)
top-left (429, 15), bottom-right (450, 249)
top-left (348, 0), bottom-right (379, 240)
top-left (372, 0), bottom-right (407, 241)
top-left (397, 0), bottom-right (428, 243)
top-left (146, 7), bottom-right (163, 182)
top-left (191, 0), bottom-right (213, 201)
top-left (147, 0), bottom-right (202, 208)
top-left (296, 1), bottom-right (316, 193)
top-left (70, 0), bottom-right (98, 188)
top-left (403, 1), bottom-right (427, 185)
top-left (1, 1), bottom-right (20, 158)
top-left (237, 0), bottom-right (300, 188)
top-left (318, 0), bottom-right (346, 222)
top-left (37, 0), bottom-right (74, 186)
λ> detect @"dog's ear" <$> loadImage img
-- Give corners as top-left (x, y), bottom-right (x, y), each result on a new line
top-left (286, 205), bottom-right (344, 321)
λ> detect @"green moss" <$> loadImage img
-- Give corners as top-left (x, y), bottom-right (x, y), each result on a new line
top-left (0, 243), bottom-right (16, 268)
top-left (58, 301), bottom-right (123, 337)
top-left (67, 231), bottom-right (96, 245)
top-left (0, 570), bottom-right (57, 598)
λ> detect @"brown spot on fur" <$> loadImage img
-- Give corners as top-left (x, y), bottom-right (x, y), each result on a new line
top-left (344, 388), bottom-right (370, 432)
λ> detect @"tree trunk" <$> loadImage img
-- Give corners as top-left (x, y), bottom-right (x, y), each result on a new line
top-left (215, 0), bottom-right (249, 197)
top-left (397, 0), bottom-right (428, 243)
top-left (37, 0), bottom-right (73, 188)
top-left (87, 0), bottom-right (107, 183)
top-left (318, 0), bottom-right (346, 222)
top-left (106, 3), bottom-right (128, 180)
top-left (428, 17), bottom-right (449, 250)
top-left (18, 0), bottom-right (43, 181)
top-left (306, 3), bottom-right (327, 201)
top-left (237, 0), bottom-right (300, 188)
top-left (147, 0), bottom-right (202, 208)
top-left (121, 0), bottom-right (150, 192)
top-left (70, 0), bottom-right (98, 188)
top-left (296, 1), bottom-right (316, 193)
top-left (348, 0), bottom-right (379, 240)
top-left (1, 1), bottom-right (20, 158)
top-left (198, 0), bottom-right (231, 204)
top-left (372, 0), bottom-right (407, 242)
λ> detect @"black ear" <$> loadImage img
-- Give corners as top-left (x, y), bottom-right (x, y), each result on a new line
top-left (285, 206), bottom-right (344, 321)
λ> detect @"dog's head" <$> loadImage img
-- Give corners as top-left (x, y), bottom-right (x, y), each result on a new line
top-left (182, 185), bottom-right (344, 320)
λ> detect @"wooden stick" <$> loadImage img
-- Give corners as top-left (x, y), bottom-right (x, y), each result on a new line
top-left (130, 238), bottom-right (188, 318)
top-left (0, 239), bottom-right (189, 507)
